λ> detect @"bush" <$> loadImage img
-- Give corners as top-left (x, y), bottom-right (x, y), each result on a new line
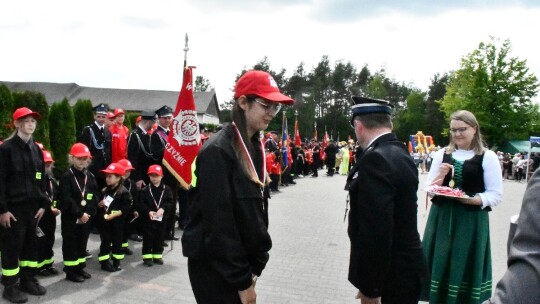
top-left (125, 112), bottom-right (140, 131)
top-left (11, 91), bottom-right (50, 147)
top-left (0, 84), bottom-right (14, 140)
top-left (49, 98), bottom-right (76, 175)
top-left (73, 99), bottom-right (94, 137)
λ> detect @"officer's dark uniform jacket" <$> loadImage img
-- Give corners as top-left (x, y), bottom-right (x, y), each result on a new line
top-left (127, 126), bottom-right (153, 185)
top-left (182, 123), bottom-right (272, 291)
top-left (78, 122), bottom-right (112, 183)
top-left (346, 133), bottom-right (427, 299)
top-left (0, 135), bottom-right (49, 214)
top-left (150, 125), bottom-right (176, 187)
top-left (58, 167), bottom-right (98, 219)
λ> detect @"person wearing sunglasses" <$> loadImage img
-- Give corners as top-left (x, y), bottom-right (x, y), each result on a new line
top-left (422, 110), bottom-right (502, 304)
top-left (182, 70), bottom-right (293, 304)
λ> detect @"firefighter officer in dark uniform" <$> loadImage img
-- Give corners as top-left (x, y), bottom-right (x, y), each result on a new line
top-left (150, 105), bottom-right (182, 240)
top-left (127, 111), bottom-right (156, 191)
top-left (346, 96), bottom-right (428, 304)
top-left (78, 104), bottom-right (112, 190)
top-left (0, 107), bottom-right (49, 303)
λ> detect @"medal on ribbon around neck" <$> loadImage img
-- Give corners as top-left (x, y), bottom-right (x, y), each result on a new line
top-left (81, 199), bottom-right (87, 206)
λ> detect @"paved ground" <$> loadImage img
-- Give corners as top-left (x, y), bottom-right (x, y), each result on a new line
top-left (21, 170), bottom-right (526, 303)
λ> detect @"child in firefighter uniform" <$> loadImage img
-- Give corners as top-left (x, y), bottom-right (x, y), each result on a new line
top-left (97, 163), bottom-right (132, 272)
top-left (37, 150), bottom-right (61, 277)
top-left (0, 108), bottom-right (49, 303)
top-left (137, 165), bottom-right (173, 266)
top-left (59, 143), bottom-right (98, 283)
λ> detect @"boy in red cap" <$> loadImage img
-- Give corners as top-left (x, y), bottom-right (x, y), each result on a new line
top-left (37, 150), bottom-right (61, 277)
top-left (96, 162), bottom-right (132, 272)
top-left (109, 108), bottom-right (129, 163)
top-left (59, 143), bottom-right (99, 283)
top-left (0, 107), bottom-right (48, 302)
top-left (137, 164), bottom-right (173, 266)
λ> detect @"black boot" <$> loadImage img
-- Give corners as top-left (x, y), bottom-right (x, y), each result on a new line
top-left (77, 268), bottom-right (92, 279)
top-left (2, 284), bottom-right (28, 303)
top-left (19, 278), bottom-right (46, 296)
top-left (112, 259), bottom-right (122, 271)
top-left (100, 261), bottom-right (116, 272)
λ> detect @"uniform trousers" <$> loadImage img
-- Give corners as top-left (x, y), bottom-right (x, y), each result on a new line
top-left (98, 217), bottom-right (125, 262)
top-left (61, 214), bottom-right (90, 274)
top-left (188, 258), bottom-right (242, 304)
top-left (142, 220), bottom-right (166, 260)
top-left (0, 208), bottom-right (39, 286)
top-left (37, 208), bottom-right (56, 271)
top-left (381, 251), bottom-right (427, 304)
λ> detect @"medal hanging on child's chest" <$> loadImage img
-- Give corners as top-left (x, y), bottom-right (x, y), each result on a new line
top-left (150, 185), bottom-right (165, 209)
top-left (70, 168), bottom-right (87, 206)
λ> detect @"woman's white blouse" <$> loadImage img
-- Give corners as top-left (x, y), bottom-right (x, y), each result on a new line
top-left (425, 149), bottom-right (503, 209)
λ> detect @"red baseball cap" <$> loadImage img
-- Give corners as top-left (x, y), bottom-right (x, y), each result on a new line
top-left (43, 150), bottom-right (54, 163)
top-left (147, 164), bottom-right (163, 176)
top-left (117, 159), bottom-right (135, 170)
top-left (70, 143), bottom-right (92, 158)
top-left (113, 108), bottom-right (125, 116)
top-left (135, 116), bottom-right (142, 123)
top-left (107, 112), bottom-right (115, 119)
top-left (234, 70), bottom-right (294, 105)
top-left (101, 163), bottom-right (126, 176)
top-left (12, 107), bottom-right (41, 121)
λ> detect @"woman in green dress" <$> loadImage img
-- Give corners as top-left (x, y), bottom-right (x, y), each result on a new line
top-left (422, 110), bottom-right (502, 304)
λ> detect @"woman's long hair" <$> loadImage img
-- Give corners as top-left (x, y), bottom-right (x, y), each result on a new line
top-left (445, 110), bottom-right (486, 155)
top-left (231, 97), bottom-right (266, 186)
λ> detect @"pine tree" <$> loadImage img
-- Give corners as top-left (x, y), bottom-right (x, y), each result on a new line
top-left (49, 98), bottom-right (76, 174)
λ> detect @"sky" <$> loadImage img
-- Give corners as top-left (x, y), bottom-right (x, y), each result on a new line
top-left (1, 0), bottom-right (539, 106)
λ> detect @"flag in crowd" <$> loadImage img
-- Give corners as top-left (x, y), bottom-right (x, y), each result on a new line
top-left (294, 114), bottom-right (301, 146)
top-left (163, 66), bottom-right (201, 189)
top-left (281, 112), bottom-right (289, 168)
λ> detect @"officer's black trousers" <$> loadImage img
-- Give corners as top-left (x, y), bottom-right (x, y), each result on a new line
top-left (0, 209), bottom-right (39, 286)
top-left (188, 258), bottom-right (242, 304)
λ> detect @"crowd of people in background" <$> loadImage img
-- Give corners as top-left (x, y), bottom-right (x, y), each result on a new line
top-left (263, 134), bottom-right (358, 193)
top-left (1, 78), bottom-right (540, 303)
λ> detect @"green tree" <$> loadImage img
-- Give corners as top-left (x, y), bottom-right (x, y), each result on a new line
top-left (49, 98), bottom-right (76, 174)
top-left (308, 55), bottom-right (332, 118)
top-left (11, 90), bottom-right (50, 147)
top-left (72, 99), bottom-right (94, 137)
top-left (194, 75), bottom-right (213, 92)
top-left (0, 84), bottom-right (14, 140)
top-left (125, 112), bottom-right (139, 130)
top-left (440, 38), bottom-right (540, 146)
top-left (425, 73), bottom-right (449, 145)
top-left (394, 90), bottom-right (427, 141)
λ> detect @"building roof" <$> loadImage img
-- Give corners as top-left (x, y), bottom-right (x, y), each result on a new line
top-left (1, 81), bottom-right (220, 119)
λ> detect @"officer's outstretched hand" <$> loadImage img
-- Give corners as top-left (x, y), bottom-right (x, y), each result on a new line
top-left (0, 211), bottom-right (17, 228)
top-left (239, 285), bottom-right (256, 304)
top-left (355, 290), bottom-right (381, 304)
